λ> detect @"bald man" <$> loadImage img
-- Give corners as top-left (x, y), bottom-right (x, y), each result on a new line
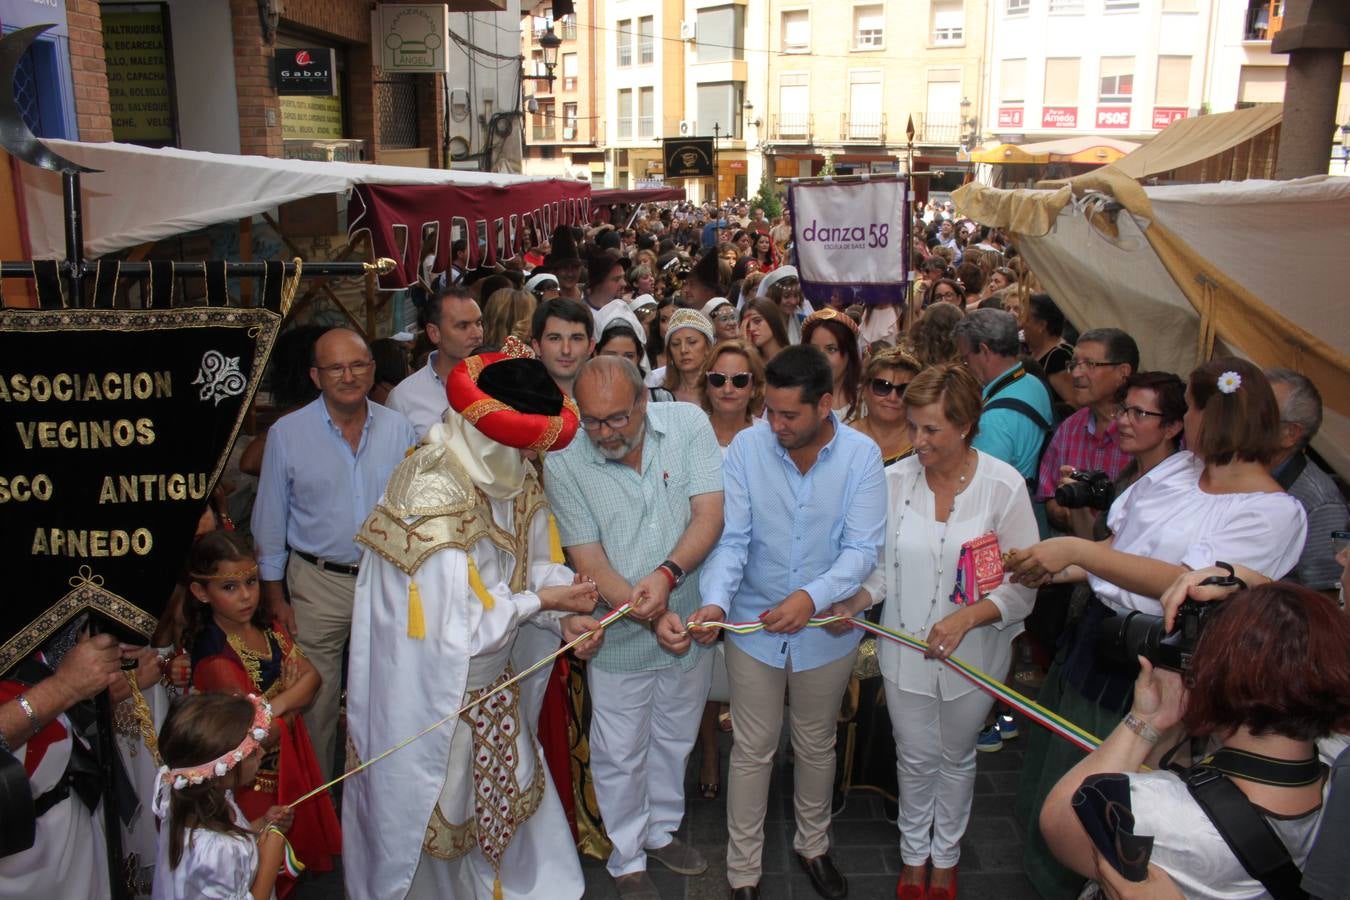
top-left (251, 326), bottom-right (416, 778)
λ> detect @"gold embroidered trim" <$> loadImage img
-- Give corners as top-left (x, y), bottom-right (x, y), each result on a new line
top-left (421, 739), bottom-right (545, 860)
top-left (226, 628), bottom-right (288, 700)
top-left (464, 355), bottom-right (486, 382)
top-left (460, 397), bottom-right (511, 425)
top-left (530, 416), bottom-right (564, 454)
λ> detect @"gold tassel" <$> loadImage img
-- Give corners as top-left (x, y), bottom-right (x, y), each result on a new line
top-left (467, 558), bottom-right (495, 610)
top-left (493, 876), bottom-right (503, 900)
top-left (547, 514), bottom-right (566, 564)
top-left (407, 580), bottom-right (426, 639)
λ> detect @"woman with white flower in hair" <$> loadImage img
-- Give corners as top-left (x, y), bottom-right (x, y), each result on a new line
top-left (1004, 357), bottom-right (1309, 899)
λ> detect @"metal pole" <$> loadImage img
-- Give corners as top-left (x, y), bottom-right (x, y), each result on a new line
top-left (712, 123), bottom-right (720, 207)
top-left (89, 618), bottom-right (130, 900)
top-left (61, 172), bottom-right (85, 307)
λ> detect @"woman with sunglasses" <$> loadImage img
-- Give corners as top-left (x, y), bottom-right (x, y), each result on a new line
top-left (851, 348), bottom-right (924, 466)
top-left (691, 340), bottom-right (766, 802)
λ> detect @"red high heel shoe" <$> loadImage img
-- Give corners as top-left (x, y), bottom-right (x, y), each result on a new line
top-left (927, 866), bottom-right (957, 900)
top-left (896, 864), bottom-right (928, 900)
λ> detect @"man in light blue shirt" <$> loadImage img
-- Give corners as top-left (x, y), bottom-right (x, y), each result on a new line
top-left (695, 345), bottom-right (886, 900)
top-left (955, 308), bottom-right (1055, 485)
top-left (252, 327), bottom-right (415, 777)
top-left (544, 356), bottom-right (724, 899)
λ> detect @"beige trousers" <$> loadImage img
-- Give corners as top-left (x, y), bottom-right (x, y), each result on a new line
top-left (285, 552), bottom-right (357, 781)
top-left (724, 641), bottom-right (856, 889)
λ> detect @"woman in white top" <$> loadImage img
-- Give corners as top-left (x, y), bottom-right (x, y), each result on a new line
top-left (1008, 358), bottom-right (1308, 899)
top-left (836, 364), bottom-right (1039, 900)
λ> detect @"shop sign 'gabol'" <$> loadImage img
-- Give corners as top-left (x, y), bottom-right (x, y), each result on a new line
top-left (1042, 107), bottom-right (1077, 129)
top-left (1096, 107), bottom-right (1131, 129)
top-left (275, 48), bottom-right (337, 96)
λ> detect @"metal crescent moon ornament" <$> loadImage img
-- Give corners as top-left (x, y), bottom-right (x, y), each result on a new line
top-left (0, 24), bottom-right (100, 173)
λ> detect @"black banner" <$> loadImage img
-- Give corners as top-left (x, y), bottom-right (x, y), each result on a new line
top-left (0, 307), bottom-right (280, 672)
top-left (662, 137), bottom-right (715, 178)
top-left (275, 48), bottom-right (337, 96)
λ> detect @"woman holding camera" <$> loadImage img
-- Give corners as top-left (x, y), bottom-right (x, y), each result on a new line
top-left (829, 364), bottom-right (1039, 900)
top-left (1041, 581), bottom-right (1350, 900)
top-left (1009, 358), bottom-right (1308, 899)
top-left (1055, 372), bottom-right (1187, 541)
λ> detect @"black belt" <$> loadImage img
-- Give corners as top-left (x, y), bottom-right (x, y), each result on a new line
top-left (293, 550), bottom-right (359, 576)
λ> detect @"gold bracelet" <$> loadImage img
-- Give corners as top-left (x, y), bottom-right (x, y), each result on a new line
top-left (1123, 712), bottom-right (1160, 744)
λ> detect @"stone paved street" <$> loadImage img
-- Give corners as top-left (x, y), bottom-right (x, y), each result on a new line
top-left (300, 705), bottom-right (1050, 900)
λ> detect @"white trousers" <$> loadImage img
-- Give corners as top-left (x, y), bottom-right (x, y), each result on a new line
top-left (587, 653), bottom-right (714, 877)
top-left (884, 680), bottom-right (995, 867)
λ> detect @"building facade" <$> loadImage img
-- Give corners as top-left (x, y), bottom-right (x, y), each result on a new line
top-left (521, 0), bottom-right (606, 183)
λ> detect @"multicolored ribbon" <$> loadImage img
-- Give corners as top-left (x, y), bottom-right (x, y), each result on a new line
top-left (284, 602), bottom-right (635, 811)
top-left (689, 615), bottom-right (1103, 753)
top-left (262, 825), bottom-right (306, 877)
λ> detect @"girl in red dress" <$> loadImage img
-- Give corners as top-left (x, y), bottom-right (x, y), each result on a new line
top-left (184, 530), bottom-right (341, 898)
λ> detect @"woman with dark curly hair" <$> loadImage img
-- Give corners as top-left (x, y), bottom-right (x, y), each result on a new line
top-left (904, 303), bottom-right (965, 368)
top-left (1042, 581), bottom-right (1350, 899)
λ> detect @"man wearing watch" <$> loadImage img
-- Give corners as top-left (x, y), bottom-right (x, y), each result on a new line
top-left (545, 356), bottom-right (725, 900)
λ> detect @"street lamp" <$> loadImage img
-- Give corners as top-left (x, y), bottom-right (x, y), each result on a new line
top-left (959, 96), bottom-right (979, 149)
top-left (523, 26), bottom-right (562, 90)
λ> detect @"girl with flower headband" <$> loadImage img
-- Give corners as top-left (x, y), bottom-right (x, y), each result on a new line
top-left (183, 531), bottom-right (340, 896)
top-left (153, 692), bottom-right (293, 899)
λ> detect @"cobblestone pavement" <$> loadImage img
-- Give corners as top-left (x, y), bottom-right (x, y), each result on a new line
top-left (299, 713), bottom-right (1048, 900)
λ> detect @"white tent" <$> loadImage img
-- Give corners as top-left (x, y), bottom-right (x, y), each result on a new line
top-left (954, 170), bottom-right (1350, 479)
top-left (18, 140), bottom-right (551, 259)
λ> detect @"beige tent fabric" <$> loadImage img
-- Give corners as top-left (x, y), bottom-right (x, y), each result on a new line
top-left (1110, 104), bottom-right (1282, 180)
top-left (952, 169), bottom-right (1350, 478)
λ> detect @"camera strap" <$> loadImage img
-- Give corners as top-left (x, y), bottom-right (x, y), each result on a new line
top-left (1182, 757), bottom-right (1315, 900)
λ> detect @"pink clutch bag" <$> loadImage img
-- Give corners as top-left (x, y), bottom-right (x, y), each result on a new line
top-left (949, 532), bottom-right (1004, 606)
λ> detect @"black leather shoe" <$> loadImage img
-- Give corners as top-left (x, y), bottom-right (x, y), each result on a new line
top-left (798, 852), bottom-right (848, 899)
top-left (729, 887), bottom-right (759, 900)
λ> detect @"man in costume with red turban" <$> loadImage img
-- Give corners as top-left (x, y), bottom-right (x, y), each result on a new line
top-left (343, 343), bottom-right (603, 900)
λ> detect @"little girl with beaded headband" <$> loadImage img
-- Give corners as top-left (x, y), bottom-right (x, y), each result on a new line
top-left (152, 692), bottom-right (294, 899)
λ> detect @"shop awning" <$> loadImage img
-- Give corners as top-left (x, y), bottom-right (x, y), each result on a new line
top-left (1110, 104), bottom-right (1282, 180)
top-left (591, 186), bottom-right (686, 205)
top-left (969, 136), bottom-right (1140, 165)
top-left (19, 140), bottom-right (578, 259)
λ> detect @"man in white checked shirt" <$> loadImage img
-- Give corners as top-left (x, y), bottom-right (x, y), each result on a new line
top-left (545, 356), bottom-right (725, 900)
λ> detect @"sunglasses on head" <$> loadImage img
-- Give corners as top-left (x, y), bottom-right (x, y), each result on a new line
top-left (869, 377), bottom-right (908, 398)
top-left (707, 372), bottom-right (752, 389)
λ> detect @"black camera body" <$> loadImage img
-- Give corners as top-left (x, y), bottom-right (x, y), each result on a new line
top-left (1097, 598), bottom-right (1218, 673)
top-left (1055, 469), bottom-right (1116, 511)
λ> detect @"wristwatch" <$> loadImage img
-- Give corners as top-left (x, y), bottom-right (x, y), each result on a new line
top-left (658, 559), bottom-right (686, 588)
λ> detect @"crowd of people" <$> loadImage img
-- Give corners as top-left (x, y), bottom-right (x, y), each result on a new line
top-left (1, 194), bottom-right (1348, 900)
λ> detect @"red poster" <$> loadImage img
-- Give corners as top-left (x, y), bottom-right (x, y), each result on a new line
top-left (348, 180), bottom-right (592, 289)
top-left (997, 107), bottom-right (1024, 128)
top-left (1095, 106), bottom-right (1131, 129)
top-left (1041, 106), bottom-right (1078, 128)
top-left (1152, 107), bottom-right (1188, 129)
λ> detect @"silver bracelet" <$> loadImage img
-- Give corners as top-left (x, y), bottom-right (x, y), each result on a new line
top-left (16, 694), bottom-right (39, 738)
top-left (1123, 712), bottom-right (1160, 744)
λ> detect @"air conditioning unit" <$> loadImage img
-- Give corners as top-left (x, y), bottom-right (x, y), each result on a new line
top-left (679, 120), bottom-right (693, 136)
top-left (679, 21), bottom-right (695, 41)
top-left (563, 126), bottom-right (576, 139)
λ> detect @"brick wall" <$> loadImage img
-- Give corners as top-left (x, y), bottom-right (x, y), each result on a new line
top-left (65, 0), bottom-right (112, 141)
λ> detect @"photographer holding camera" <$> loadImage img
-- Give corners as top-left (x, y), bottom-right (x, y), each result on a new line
top-left (1052, 372), bottom-right (1187, 541)
top-left (1009, 358), bottom-right (1309, 898)
top-left (1039, 581), bottom-right (1350, 900)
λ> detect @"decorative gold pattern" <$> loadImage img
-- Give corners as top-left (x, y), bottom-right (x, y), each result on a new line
top-left (530, 416), bottom-right (564, 454)
top-left (376, 443), bottom-right (478, 520)
top-left (421, 670), bottom-right (546, 865)
top-left (0, 571), bottom-right (158, 675)
top-left (464, 356), bottom-right (486, 382)
top-left (460, 397), bottom-right (512, 426)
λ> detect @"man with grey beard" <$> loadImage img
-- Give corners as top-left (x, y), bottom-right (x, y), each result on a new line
top-left (544, 356), bottom-right (725, 900)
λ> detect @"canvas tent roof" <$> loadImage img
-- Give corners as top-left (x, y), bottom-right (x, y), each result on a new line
top-left (591, 186), bottom-right (685, 204)
top-left (1110, 104), bottom-right (1282, 180)
top-left (953, 167), bottom-right (1350, 478)
top-left (970, 136), bottom-right (1140, 165)
top-left (18, 140), bottom-right (567, 259)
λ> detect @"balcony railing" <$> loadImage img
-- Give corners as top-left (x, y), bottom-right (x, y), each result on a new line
top-left (916, 113), bottom-right (963, 145)
top-left (772, 112), bottom-right (813, 142)
top-left (532, 121), bottom-right (557, 141)
top-left (841, 112), bottom-right (886, 142)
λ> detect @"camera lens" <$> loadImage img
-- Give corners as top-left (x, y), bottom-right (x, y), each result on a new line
top-left (1095, 610), bottom-right (1166, 670)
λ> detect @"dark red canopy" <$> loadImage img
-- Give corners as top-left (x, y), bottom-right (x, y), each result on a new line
top-left (591, 186), bottom-right (685, 205)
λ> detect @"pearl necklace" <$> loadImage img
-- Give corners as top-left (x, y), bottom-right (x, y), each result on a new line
top-left (893, 451), bottom-right (974, 636)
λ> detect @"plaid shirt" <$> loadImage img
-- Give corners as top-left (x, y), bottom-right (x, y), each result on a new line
top-left (1036, 406), bottom-right (1132, 501)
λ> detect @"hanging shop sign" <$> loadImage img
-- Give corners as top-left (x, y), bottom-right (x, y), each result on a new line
top-left (275, 47), bottom-right (337, 96)
top-left (662, 137), bottom-right (715, 178)
top-left (374, 3), bottom-right (450, 74)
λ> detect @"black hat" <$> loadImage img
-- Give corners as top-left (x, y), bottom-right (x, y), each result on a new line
top-left (543, 224), bottom-right (582, 269)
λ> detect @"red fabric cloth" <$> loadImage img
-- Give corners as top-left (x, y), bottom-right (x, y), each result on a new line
top-left (1035, 405), bottom-right (1133, 501)
top-left (537, 657), bottom-right (576, 839)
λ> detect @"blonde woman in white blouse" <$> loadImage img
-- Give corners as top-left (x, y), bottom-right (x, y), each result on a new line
top-left (832, 364), bottom-right (1038, 900)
